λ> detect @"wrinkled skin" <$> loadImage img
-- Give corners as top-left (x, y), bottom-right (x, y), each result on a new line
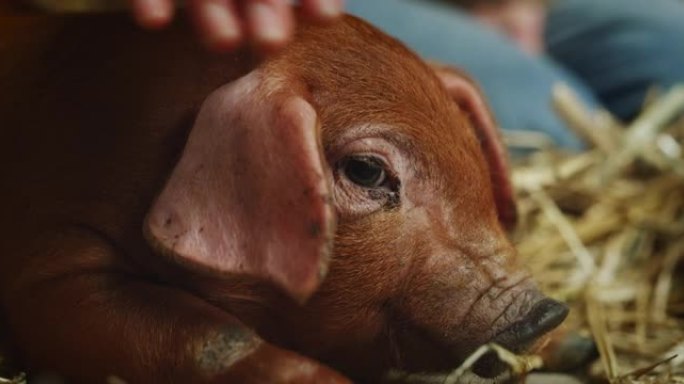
top-left (0, 8), bottom-right (564, 384)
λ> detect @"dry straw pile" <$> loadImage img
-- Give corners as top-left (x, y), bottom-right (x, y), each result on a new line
top-left (511, 84), bottom-right (684, 383)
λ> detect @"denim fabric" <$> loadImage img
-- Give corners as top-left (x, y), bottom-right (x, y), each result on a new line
top-left (547, 0), bottom-right (684, 121)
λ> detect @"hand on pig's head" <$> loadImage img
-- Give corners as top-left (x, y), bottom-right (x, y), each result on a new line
top-left (129, 0), bottom-right (344, 52)
top-left (146, 16), bottom-right (567, 381)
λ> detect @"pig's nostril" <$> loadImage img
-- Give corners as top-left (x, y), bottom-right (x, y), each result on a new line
top-left (494, 298), bottom-right (569, 350)
top-left (473, 298), bottom-right (569, 378)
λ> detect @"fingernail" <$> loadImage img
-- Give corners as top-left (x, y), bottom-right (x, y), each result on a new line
top-left (201, 2), bottom-right (241, 47)
top-left (250, 2), bottom-right (287, 44)
top-left (316, 0), bottom-right (342, 18)
top-left (135, 0), bottom-right (172, 28)
top-left (144, 0), bottom-right (169, 21)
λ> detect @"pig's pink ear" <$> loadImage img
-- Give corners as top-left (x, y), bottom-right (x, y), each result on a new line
top-left (432, 65), bottom-right (517, 229)
top-left (145, 71), bottom-right (335, 303)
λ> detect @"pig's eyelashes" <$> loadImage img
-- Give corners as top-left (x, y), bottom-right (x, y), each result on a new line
top-left (339, 155), bottom-right (399, 195)
top-left (336, 154), bottom-right (401, 211)
top-left (342, 156), bottom-right (387, 188)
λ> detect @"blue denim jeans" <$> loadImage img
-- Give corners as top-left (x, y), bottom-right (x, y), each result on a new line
top-left (547, 0), bottom-right (684, 122)
top-left (345, 0), bottom-right (684, 149)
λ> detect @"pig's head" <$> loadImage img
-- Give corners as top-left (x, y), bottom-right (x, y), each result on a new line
top-left (145, 16), bottom-right (567, 381)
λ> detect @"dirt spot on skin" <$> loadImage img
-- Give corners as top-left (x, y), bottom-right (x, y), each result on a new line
top-left (196, 326), bottom-right (262, 377)
top-left (309, 221), bottom-right (322, 238)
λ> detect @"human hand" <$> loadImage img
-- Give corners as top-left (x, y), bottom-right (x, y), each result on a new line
top-left (129, 0), bottom-right (344, 52)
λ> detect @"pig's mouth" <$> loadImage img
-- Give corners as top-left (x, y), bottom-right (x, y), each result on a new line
top-left (384, 297), bottom-right (568, 381)
top-left (472, 298), bottom-right (569, 378)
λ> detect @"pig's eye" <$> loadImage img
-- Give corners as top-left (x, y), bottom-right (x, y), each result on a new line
top-left (335, 152), bottom-right (400, 214)
top-left (342, 156), bottom-right (387, 188)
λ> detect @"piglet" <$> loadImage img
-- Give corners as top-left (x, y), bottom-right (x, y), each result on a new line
top-left (0, 6), bottom-right (568, 383)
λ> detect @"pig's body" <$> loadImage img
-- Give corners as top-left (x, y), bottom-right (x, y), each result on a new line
top-left (0, 9), bottom-right (567, 384)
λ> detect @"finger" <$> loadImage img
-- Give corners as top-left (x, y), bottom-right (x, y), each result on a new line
top-left (130, 0), bottom-right (175, 29)
top-left (300, 0), bottom-right (343, 22)
top-left (245, 0), bottom-right (295, 52)
top-left (189, 0), bottom-right (243, 51)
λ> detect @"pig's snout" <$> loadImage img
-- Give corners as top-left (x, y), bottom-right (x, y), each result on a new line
top-left (474, 298), bottom-right (569, 377)
top-left (494, 298), bottom-right (569, 349)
